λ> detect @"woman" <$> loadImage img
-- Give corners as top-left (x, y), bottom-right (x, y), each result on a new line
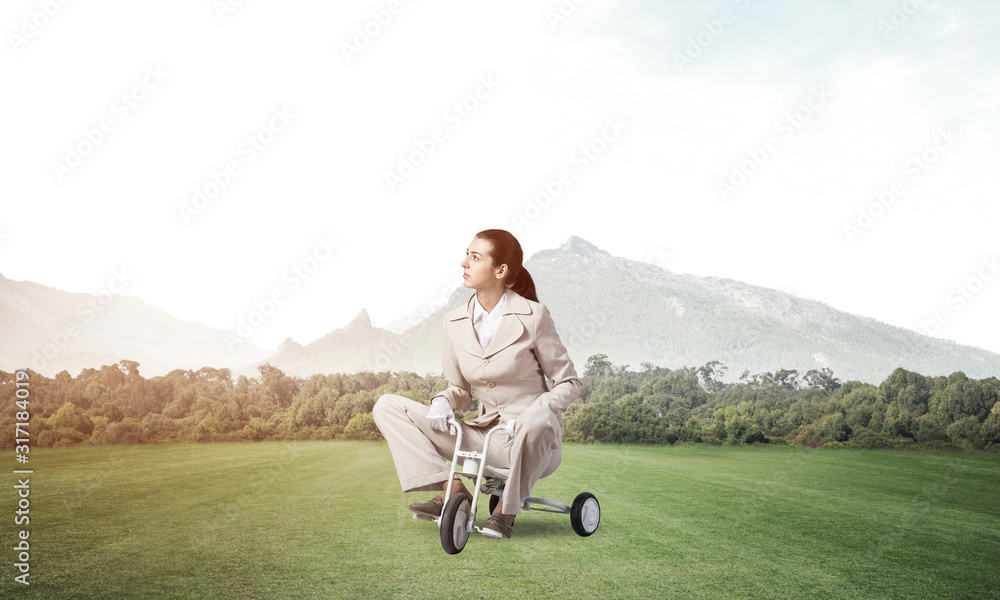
top-left (373, 228), bottom-right (581, 540)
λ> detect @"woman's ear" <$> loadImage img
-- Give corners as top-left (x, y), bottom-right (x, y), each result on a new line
top-left (495, 263), bottom-right (508, 279)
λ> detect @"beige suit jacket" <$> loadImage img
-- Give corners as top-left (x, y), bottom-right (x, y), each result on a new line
top-left (433, 288), bottom-right (581, 429)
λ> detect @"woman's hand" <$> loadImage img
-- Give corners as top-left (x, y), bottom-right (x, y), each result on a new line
top-left (427, 397), bottom-right (456, 435)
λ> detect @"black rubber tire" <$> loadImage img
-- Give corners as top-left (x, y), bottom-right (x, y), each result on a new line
top-left (440, 494), bottom-right (472, 555)
top-left (570, 492), bottom-right (600, 537)
top-left (488, 493), bottom-right (500, 515)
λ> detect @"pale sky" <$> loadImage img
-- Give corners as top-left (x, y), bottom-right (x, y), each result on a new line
top-left (3, 0), bottom-right (999, 358)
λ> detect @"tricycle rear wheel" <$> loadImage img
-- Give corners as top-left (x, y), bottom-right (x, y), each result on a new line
top-left (570, 492), bottom-right (600, 537)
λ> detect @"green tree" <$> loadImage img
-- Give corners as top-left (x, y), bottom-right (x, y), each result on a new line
top-left (981, 402), bottom-right (1000, 448)
top-left (48, 402), bottom-right (93, 436)
top-left (343, 412), bottom-right (381, 441)
top-left (258, 364), bottom-right (300, 408)
top-left (589, 378), bottom-right (637, 404)
top-left (817, 413), bottom-right (852, 442)
top-left (696, 361), bottom-right (729, 393)
top-left (804, 368), bottom-right (841, 392)
top-left (881, 368), bottom-right (933, 415)
top-left (947, 416), bottom-right (983, 450)
top-left (881, 402), bottom-right (915, 439)
top-left (584, 354), bottom-right (614, 379)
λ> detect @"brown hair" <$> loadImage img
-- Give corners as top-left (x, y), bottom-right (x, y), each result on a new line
top-left (474, 228), bottom-right (538, 302)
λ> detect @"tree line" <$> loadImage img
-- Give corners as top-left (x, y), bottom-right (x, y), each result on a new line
top-left (564, 355), bottom-right (999, 450)
top-left (1, 356), bottom-right (998, 451)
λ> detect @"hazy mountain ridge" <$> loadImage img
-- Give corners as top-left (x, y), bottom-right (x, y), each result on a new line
top-left (551, 240), bottom-right (994, 380)
top-left (267, 236), bottom-right (999, 383)
top-left (3, 237), bottom-right (997, 383)
top-left (263, 292), bottom-right (469, 379)
top-left (0, 273), bottom-right (271, 377)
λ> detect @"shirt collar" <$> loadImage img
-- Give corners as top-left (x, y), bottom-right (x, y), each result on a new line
top-left (473, 290), bottom-right (506, 324)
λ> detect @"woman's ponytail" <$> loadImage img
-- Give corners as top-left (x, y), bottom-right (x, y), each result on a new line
top-left (509, 266), bottom-right (538, 303)
top-left (474, 228), bottom-right (539, 302)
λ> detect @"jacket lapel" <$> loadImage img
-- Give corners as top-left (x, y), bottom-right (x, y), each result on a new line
top-left (445, 288), bottom-right (534, 359)
top-left (446, 294), bottom-right (483, 358)
top-left (483, 289), bottom-right (532, 358)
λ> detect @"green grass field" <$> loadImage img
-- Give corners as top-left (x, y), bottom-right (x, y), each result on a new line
top-left (2, 442), bottom-right (998, 600)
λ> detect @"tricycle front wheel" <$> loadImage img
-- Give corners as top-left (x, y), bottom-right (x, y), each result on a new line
top-left (440, 494), bottom-right (472, 554)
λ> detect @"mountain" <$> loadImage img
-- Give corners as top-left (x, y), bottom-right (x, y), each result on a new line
top-left (525, 237), bottom-right (998, 382)
top-left (0, 274), bottom-right (271, 377)
top-left (262, 301), bottom-right (465, 378)
top-left (5, 237), bottom-right (998, 383)
top-left (260, 308), bottom-right (419, 377)
top-left (266, 236), bottom-right (999, 383)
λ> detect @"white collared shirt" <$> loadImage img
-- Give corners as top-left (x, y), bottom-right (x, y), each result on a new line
top-left (472, 291), bottom-right (506, 351)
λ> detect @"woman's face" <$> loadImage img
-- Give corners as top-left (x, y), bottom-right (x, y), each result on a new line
top-left (461, 237), bottom-right (506, 290)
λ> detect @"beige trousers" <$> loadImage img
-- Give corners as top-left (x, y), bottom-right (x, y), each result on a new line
top-left (372, 394), bottom-right (562, 515)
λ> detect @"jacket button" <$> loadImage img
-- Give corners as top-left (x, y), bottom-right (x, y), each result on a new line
top-left (487, 382), bottom-right (495, 388)
top-left (482, 359), bottom-right (489, 365)
top-left (498, 405), bottom-right (505, 412)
